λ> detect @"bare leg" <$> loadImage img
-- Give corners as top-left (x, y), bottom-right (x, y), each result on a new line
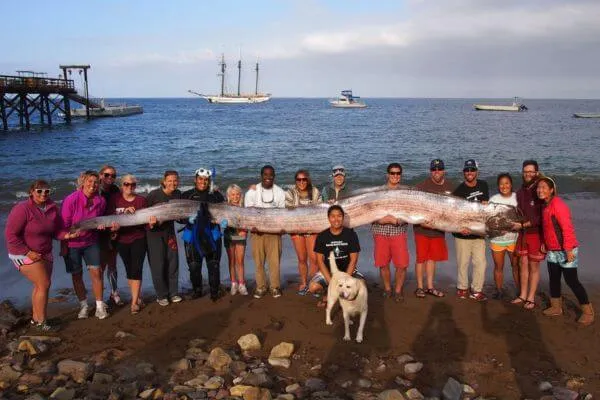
top-left (415, 262), bottom-right (424, 289)
top-left (226, 246), bottom-right (236, 283)
top-left (20, 261), bottom-right (51, 322)
top-left (234, 244), bottom-right (246, 283)
top-left (425, 260), bottom-right (436, 289)
top-left (512, 255), bottom-right (529, 303)
top-left (394, 268), bottom-right (406, 294)
top-left (526, 261), bottom-right (540, 303)
top-left (291, 235), bottom-right (309, 290)
top-left (306, 234), bottom-right (319, 278)
top-left (89, 267), bottom-right (104, 301)
top-left (509, 251), bottom-right (520, 289)
top-left (492, 250), bottom-right (506, 291)
top-left (72, 272), bottom-right (87, 302)
top-left (379, 265), bottom-right (392, 292)
top-left (129, 279), bottom-right (141, 309)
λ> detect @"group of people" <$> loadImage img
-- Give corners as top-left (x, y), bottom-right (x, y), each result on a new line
top-left (4, 159), bottom-right (594, 331)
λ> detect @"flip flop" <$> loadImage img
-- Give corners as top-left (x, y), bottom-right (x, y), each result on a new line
top-left (415, 288), bottom-right (426, 298)
top-left (511, 296), bottom-right (526, 305)
top-left (524, 300), bottom-right (536, 310)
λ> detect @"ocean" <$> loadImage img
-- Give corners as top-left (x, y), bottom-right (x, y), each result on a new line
top-left (1, 98), bottom-right (599, 303)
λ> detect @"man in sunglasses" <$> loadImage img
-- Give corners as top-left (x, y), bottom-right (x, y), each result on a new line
top-left (452, 159), bottom-right (490, 302)
top-left (181, 168), bottom-right (225, 301)
top-left (244, 165), bottom-right (286, 298)
top-left (322, 165), bottom-right (352, 204)
top-left (413, 159), bottom-right (454, 299)
top-left (371, 163), bottom-right (409, 302)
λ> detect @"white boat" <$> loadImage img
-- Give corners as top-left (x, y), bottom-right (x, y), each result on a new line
top-left (70, 99), bottom-right (143, 118)
top-left (189, 54), bottom-right (271, 104)
top-left (330, 90), bottom-right (367, 108)
top-left (474, 97), bottom-right (528, 112)
top-left (573, 113), bottom-right (600, 118)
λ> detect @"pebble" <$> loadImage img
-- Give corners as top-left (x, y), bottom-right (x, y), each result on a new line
top-left (56, 359), bottom-right (93, 384)
top-left (230, 385), bottom-right (254, 397)
top-left (403, 362), bottom-right (423, 375)
top-left (442, 377), bottom-right (462, 400)
top-left (188, 338), bottom-right (208, 348)
top-left (375, 363), bottom-right (387, 374)
top-left (115, 330), bottom-right (136, 338)
top-left (357, 378), bottom-right (372, 389)
top-left (269, 342), bottom-right (295, 359)
top-left (285, 383), bottom-right (300, 393)
top-left (49, 387), bottom-right (76, 400)
top-left (238, 334), bottom-right (262, 352)
top-left (396, 354), bottom-right (415, 365)
top-left (139, 388), bottom-right (156, 399)
top-left (186, 347), bottom-right (210, 361)
top-left (377, 389), bottom-right (406, 400)
top-left (394, 376), bottom-right (412, 387)
top-left (404, 388), bottom-right (424, 400)
top-left (268, 357), bottom-right (291, 369)
top-left (171, 358), bottom-right (191, 371)
top-left (207, 347), bottom-right (233, 371)
top-left (305, 377), bottom-right (327, 392)
top-left (204, 376), bottom-right (225, 389)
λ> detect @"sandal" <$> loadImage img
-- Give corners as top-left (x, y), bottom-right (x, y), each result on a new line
top-left (394, 293), bottom-right (405, 303)
top-left (425, 288), bottom-right (445, 298)
top-left (523, 300), bottom-right (536, 310)
top-left (415, 288), bottom-right (426, 298)
top-left (383, 290), bottom-right (392, 299)
top-left (131, 304), bottom-right (141, 315)
top-left (511, 296), bottom-right (526, 305)
top-left (297, 286), bottom-right (309, 296)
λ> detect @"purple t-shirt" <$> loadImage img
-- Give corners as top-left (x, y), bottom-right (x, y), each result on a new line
top-left (61, 190), bottom-right (106, 248)
top-left (107, 194), bottom-right (147, 244)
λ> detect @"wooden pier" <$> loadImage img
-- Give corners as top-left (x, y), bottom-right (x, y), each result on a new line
top-left (0, 65), bottom-right (98, 130)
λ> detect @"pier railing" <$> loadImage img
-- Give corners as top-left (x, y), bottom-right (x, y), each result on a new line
top-left (0, 75), bottom-right (75, 93)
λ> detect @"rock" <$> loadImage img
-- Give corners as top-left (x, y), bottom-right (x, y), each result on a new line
top-left (404, 388), bottom-right (424, 400)
top-left (566, 377), bottom-right (585, 390)
top-left (357, 379), bottom-right (372, 389)
top-left (312, 391), bottom-right (331, 398)
top-left (340, 380), bottom-right (353, 389)
top-left (57, 359), bottom-right (93, 384)
top-left (396, 354), bottom-right (414, 365)
top-left (17, 383), bottom-right (29, 393)
top-left (462, 384), bottom-right (476, 395)
top-left (204, 376), bottom-right (225, 389)
top-left (186, 347), bottom-right (210, 361)
top-left (269, 342), bottom-right (294, 359)
top-left (394, 376), bottom-right (412, 387)
top-left (277, 395), bottom-right (295, 400)
top-left (538, 381), bottom-right (553, 392)
top-left (171, 358), bottom-right (191, 371)
top-left (92, 372), bottom-right (113, 384)
top-left (189, 338), bottom-right (208, 348)
top-left (25, 394), bottom-right (46, 400)
top-left (352, 391), bottom-right (378, 400)
top-left (19, 372), bottom-right (44, 386)
top-left (243, 387), bottom-right (272, 400)
top-left (286, 383), bottom-right (301, 393)
top-left (189, 391), bottom-right (208, 400)
top-left (231, 385), bottom-right (254, 397)
top-left (231, 360), bottom-right (248, 375)
top-left (238, 334), bottom-right (262, 352)
top-left (0, 364), bottom-right (23, 383)
top-left (18, 339), bottom-right (41, 355)
top-left (115, 330), bottom-right (136, 338)
top-left (241, 372), bottom-right (273, 388)
top-left (305, 378), bottom-right (327, 392)
top-left (20, 335), bottom-right (62, 344)
top-left (0, 300), bottom-right (23, 332)
top-left (185, 374), bottom-right (209, 388)
top-left (33, 360), bottom-right (57, 376)
top-left (403, 362), bottom-right (423, 375)
top-left (442, 377), bottom-right (462, 400)
top-left (377, 389), bottom-right (406, 400)
top-left (139, 388), bottom-right (156, 399)
top-left (552, 387), bottom-right (579, 400)
top-left (375, 363), bottom-right (387, 374)
top-left (206, 347), bottom-right (232, 371)
top-left (268, 357), bottom-right (291, 369)
top-left (50, 387), bottom-right (76, 400)
top-left (311, 364), bottom-right (322, 372)
top-left (173, 385), bottom-right (195, 394)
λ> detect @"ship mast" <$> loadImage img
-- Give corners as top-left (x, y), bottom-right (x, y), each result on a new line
top-left (218, 54), bottom-right (226, 97)
top-left (255, 61), bottom-right (260, 95)
top-left (237, 59), bottom-right (242, 97)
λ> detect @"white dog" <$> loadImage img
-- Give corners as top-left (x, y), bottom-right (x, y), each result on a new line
top-left (325, 252), bottom-right (368, 343)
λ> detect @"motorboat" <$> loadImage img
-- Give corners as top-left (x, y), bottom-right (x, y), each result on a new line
top-left (474, 97), bottom-right (527, 112)
top-left (573, 113), bottom-right (600, 118)
top-left (330, 90), bottom-right (367, 108)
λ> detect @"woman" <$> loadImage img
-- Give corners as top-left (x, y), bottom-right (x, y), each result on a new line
top-left (5, 180), bottom-right (76, 331)
top-left (489, 173), bottom-right (519, 300)
top-left (62, 171), bottom-right (116, 320)
top-left (98, 165), bottom-right (123, 306)
top-left (309, 205), bottom-right (362, 307)
top-left (224, 184), bottom-right (248, 295)
top-left (146, 170), bottom-right (182, 306)
top-left (285, 169), bottom-right (322, 295)
top-left (537, 177), bottom-right (593, 325)
top-left (107, 174), bottom-right (147, 314)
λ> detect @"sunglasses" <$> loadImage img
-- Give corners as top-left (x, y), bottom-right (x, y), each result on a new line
top-left (296, 177), bottom-right (308, 182)
top-left (34, 189), bottom-right (51, 195)
top-left (464, 168), bottom-right (477, 173)
top-left (388, 171), bottom-right (402, 176)
top-left (103, 173), bottom-right (117, 179)
top-left (332, 168), bottom-right (345, 174)
top-left (123, 182), bottom-right (137, 188)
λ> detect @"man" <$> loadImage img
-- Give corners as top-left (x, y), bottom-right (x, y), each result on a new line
top-left (413, 159), bottom-right (454, 298)
top-left (322, 165), bottom-right (352, 203)
top-left (371, 163), bottom-right (409, 302)
top-left (452, 159), bottom-right (490, 301)
top-left (245, 165), bottom-right (286, 298)
top-left (512, 160), bottom-right (545, 309)
top-left (181, 168), bottom-right (225, 301)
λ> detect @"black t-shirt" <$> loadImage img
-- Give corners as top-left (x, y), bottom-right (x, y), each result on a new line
top-left (314, 227), bottom-right (360, 273)
top-left (146, 188), bottom-right (182, 234)
top-left (452, 180), bottom-right (489, 239)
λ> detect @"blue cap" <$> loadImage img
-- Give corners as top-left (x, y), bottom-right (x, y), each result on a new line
top-left (463, 159), bottom-right (478, 171)
top-left (430, 159), bottom-right (445, 171)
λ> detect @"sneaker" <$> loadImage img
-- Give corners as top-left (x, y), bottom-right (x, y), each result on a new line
top-left (231, 282), bottom-right (238, 296)
top-left (253, 288), bottom-right (267, 299)
top-left (157, 298), bottom-right (169, 307)
top-left (492, 289), bottom-right (504, 300)
top-left (111, 291), bottom-right (124, 306)
top-left (170, 295), bottom-right (183, 303)
top-left (78, 303), bottom-right (89, 319)
top-left (271, 288), bottom-right (282, 298)
top-left (34, 320), bottom-right (59, 332)
top-left (95, 303), bottom-right (109, 320)
top-left (238, 283), bottom-right (248, 296)
top-left (469, 291), bottom-right (487, 302)
top-left (456, 289), bottom-right (469, 299)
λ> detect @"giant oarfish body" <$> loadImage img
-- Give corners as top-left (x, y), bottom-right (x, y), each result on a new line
top-left (73, 187), bottom-right (520, 237)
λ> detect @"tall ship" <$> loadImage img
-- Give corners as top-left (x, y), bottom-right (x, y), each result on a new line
top-left (189, 54), bottom-right (271, 104)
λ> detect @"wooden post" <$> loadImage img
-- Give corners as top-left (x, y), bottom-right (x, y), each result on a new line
top-left (63, 95), bottom-right (71, 124)
top-left (45, 95), bottom-right (52, 127)
top-left (1, 96), bottom-right (7, 130)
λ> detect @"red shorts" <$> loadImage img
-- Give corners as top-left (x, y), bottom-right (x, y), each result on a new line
top-left (515, 231), bottom-right (545, 261)
top-left (373, 234), bottom-right (409, 269)
top-left (414, 233), bottom-right (448, 263)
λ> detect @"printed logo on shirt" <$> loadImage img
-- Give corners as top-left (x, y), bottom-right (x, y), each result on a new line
top-left (115, 207), bottom-right (126, 215)
top-left (466, 191), bottom-right (485, 202)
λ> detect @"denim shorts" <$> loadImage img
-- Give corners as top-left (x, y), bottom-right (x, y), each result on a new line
top-left (66, 243), bottom-right (101, 274)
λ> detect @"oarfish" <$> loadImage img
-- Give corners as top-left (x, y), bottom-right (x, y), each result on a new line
top-left (73, 187), bottom-right (520, 237)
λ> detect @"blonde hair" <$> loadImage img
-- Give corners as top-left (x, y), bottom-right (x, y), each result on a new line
top-left (226, 184), bottom-right (243, 206)
top-left (77, 170), bottom-right (99, 189)
top-left (120, 174), bottom-right (137, 185)
top-left (99, 164), bottom-right (116, 174)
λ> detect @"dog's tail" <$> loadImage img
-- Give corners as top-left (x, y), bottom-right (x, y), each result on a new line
top-left (328, 251), bottom-right (340, 274)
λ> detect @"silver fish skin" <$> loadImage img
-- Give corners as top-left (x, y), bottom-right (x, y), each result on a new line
top-left (73, 188), bottom-right (520, 237)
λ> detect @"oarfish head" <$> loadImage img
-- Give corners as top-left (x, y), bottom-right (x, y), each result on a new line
top-left (485, 203), bottom-right (521, 237)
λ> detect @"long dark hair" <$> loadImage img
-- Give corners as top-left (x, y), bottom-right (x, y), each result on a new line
top-left (294, 169), bottom-right (313, 193)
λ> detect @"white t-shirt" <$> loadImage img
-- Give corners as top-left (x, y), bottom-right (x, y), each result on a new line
top-left (244, 183), bottom-right (286, 209)
top-left (489, 193), bottom-right (518, 245)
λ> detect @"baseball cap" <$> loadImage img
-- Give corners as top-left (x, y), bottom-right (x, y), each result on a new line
top-left (463, 159), bottom-right (478, 171)
top-left (332, 165), bottom-right (346, 177)
top-left (430, 159), bottom-right (445, 171)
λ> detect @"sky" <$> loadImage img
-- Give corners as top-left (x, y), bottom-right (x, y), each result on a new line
top-left (2, 0), bottom-right (600, 98)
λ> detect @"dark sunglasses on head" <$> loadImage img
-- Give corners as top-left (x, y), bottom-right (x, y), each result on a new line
top-left (123, 182), bottom-right (137, 188)
top-left (103, 173), bottom-right (117, 179)
top-left (296, 177), bottom-right (308, 182)
top-left (34, 189), bottom-right (51, 195)
top-left (388, 171), bottom-right (402, 176)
